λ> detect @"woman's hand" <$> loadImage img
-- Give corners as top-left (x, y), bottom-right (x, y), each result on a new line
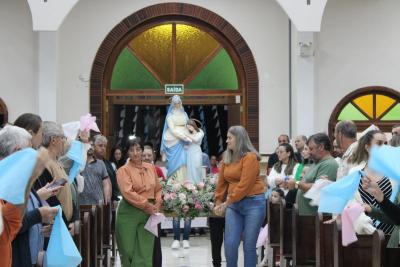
top-left (41, 225), bottom-right (53, 238)
top-left (37, 182), bottom-right (63, 201)
top-left (361, 175), bottom-right (384, 202)
top-left (213, 202), bottom-right (227, 217)
top-left (362, 203), bottom-right (372, 213)
top-left (145, 203), bottom-right (157, 215)
top-left (38, 206), bottom-right (58, 224)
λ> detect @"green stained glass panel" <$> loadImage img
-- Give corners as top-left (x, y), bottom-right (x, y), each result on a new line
top-left (111, 48), bottom-right (161, 90)
top-left (187, 49), bottom-right (238, 90)
top-left (338, 103), bottom-right (369, 121)
top-left (381, 104), bottom-right (400, 121)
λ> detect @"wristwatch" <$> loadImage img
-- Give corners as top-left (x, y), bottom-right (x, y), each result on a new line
top-left (295, 181), bottom-right (300, 189)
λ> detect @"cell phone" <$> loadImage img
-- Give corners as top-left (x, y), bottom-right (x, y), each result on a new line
top-left (48, 178), bottom-right (68, 189)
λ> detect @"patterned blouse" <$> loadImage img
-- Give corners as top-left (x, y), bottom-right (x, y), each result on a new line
top-left (359, 176), bottom-right (394, 235)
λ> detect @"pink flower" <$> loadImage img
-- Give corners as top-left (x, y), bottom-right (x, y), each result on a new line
top-left (195, 202), bottom-right (202, 210)
top-left (184, 181), bottom-right (195, 190)
top-left (170, 193), bottom-right (177, 200)
top-left (164, 193), bottom-right (171, 201)
top-left (197, 182), bottom-right (205, 189)
top-left (182, 205), bottom-right (190, 213)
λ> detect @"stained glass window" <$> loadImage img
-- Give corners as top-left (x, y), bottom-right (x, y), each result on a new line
top-left (110, 23), bottom-right (238, 91)
top-left (334, 91), bottom-right (400, 133)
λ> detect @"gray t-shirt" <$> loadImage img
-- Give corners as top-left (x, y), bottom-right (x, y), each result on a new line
top-left (79, 159), bottom-right (109, 205)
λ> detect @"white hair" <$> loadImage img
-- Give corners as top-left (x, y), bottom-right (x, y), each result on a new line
top-left (0, 125), bottom-right (32, 158)
top-left (93, 134), bottom-right (108, 145)
top-left (42, 121), bottom-right (64, 148)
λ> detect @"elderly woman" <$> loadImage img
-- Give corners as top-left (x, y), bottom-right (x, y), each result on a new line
top-left (33, 122), bottom-right (76, 230)
top-left (116, 139), bottom-right (162, 267)
top-left (214, 125), bottom-right (265, 267)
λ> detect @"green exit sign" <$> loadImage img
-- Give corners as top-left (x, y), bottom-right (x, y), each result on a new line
top-left (165, 84), bottom-right (184, 95)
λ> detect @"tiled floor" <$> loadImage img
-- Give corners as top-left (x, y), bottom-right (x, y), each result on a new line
top-left (114, 234), bottom-right (245, 267)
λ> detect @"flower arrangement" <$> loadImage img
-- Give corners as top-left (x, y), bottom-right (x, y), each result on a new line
top-left (161, 174), bottom-right (218, 218)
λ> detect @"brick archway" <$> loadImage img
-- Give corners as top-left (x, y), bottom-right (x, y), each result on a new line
top-left (90, 3), bottom-right (259, 147)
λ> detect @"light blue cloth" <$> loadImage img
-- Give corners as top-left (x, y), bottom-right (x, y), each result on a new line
top-left (160, 96), bottom-right (188, 178)
top-left (0, 148), bottom-right (37, 204)
top-left (318, 171), bottom-right (361, 214)
top-left (45, 206), bottom-right (82, 267)
top-left (369, 145), bottom-right (400, 183)
top-left (66, 140), bottom-right (84, 183)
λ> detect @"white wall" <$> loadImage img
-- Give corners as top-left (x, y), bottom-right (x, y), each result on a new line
top-left (57, 0), bottom-right (290, 154)
top-left (0, 0), bottom-right (38, 122)
top-left (315, 0), bottom-right (400, 133)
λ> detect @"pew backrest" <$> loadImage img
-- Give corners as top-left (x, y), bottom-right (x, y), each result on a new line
top-left (333, 223), bottom-right (384, 267)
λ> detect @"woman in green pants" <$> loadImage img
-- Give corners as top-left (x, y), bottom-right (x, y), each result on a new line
top-left (116, 139), bottom-right (162, 267)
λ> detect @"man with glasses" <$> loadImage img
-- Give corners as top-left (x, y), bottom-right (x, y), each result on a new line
top-left (334, 120), bottom-right (358, 180)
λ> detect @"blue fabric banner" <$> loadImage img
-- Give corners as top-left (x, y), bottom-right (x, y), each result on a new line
top-left (369, 145), bottom-right (400, 183)
top-left (66, 140), bottom-right (84, 183)
top-left (318, 171), bottom-right (361, 214)
top-left (0, 148), bottom-right (37, 204)
top-left (45, 206), bottom-right (82, 267)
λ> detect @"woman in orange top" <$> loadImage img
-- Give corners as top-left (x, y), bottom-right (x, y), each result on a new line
top-left (214, 125), bottom-right (265, 267)
top-left (116, 139), bottom-right (162, 267)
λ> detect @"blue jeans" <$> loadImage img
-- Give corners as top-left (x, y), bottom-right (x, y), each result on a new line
top-left (172, 217), bottom-right (191, 240)
top-left (224, 194), bottom-right (266, 267)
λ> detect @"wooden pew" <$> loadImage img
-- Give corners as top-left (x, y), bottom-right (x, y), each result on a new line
top-left (292, 205), bottom-right (316, 267)
top-left (333, 223), bottom-right (384, 267)
top-left (111, 207), bottom-right (117, 264)
top-left (80, 212), bottom-right (91, 267)
top-left (80, 205), bottom-right (98, 267)
top-left (382, 234), bottom-right (400, 267)
top-left (72, 220), bottom-right (82, 253)
top-left (279, 203), bottom-right (293, 267)
top-left (315, 215), bottom-right (334, 267)
top-left (96, 204), bottom-right (104, 267)
top-left (102, 203), bottom-right (112, 267)
top-left (384, 247), bottom-right (400, 267)
top-left (267, 201), bottom-right (282, 266)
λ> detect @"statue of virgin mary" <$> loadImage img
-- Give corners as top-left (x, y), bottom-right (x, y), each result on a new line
top-left (160, 95), bottom-right (191, 183)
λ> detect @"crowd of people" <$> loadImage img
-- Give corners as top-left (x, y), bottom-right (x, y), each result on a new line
top-left (1, 110), bottom-right (400, 267)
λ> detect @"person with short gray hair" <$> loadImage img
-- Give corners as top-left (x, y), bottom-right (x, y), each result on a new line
top-left (334, 120), bottom-right (358, 180)
top-left (34, 121), bottom-right (74, 225)
top-left (80, 135), bottom-right (111, 205)
top-left (41, 121), bottom-right (65, 148)
top-left (0, 125), bottom-right (32, 159)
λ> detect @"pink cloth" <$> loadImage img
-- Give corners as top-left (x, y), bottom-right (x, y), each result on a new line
top-left (341, 202), bottom-right (364, 246)
top-left (144, 213), bottom-right (165, 237)
top-left (256, 224), bottom-right (269, 248)
top-left (80, 113), bottom-right (100, 132)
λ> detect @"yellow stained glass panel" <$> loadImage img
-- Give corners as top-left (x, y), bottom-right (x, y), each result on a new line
top-left (353, 94), bottom-right (373, 118)
top-left (129, 24), bottom-right (172, 83)
top-left (376, 94), bottom-right (396, 118)
top-left (176, 24), bottom-right (220, 83)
